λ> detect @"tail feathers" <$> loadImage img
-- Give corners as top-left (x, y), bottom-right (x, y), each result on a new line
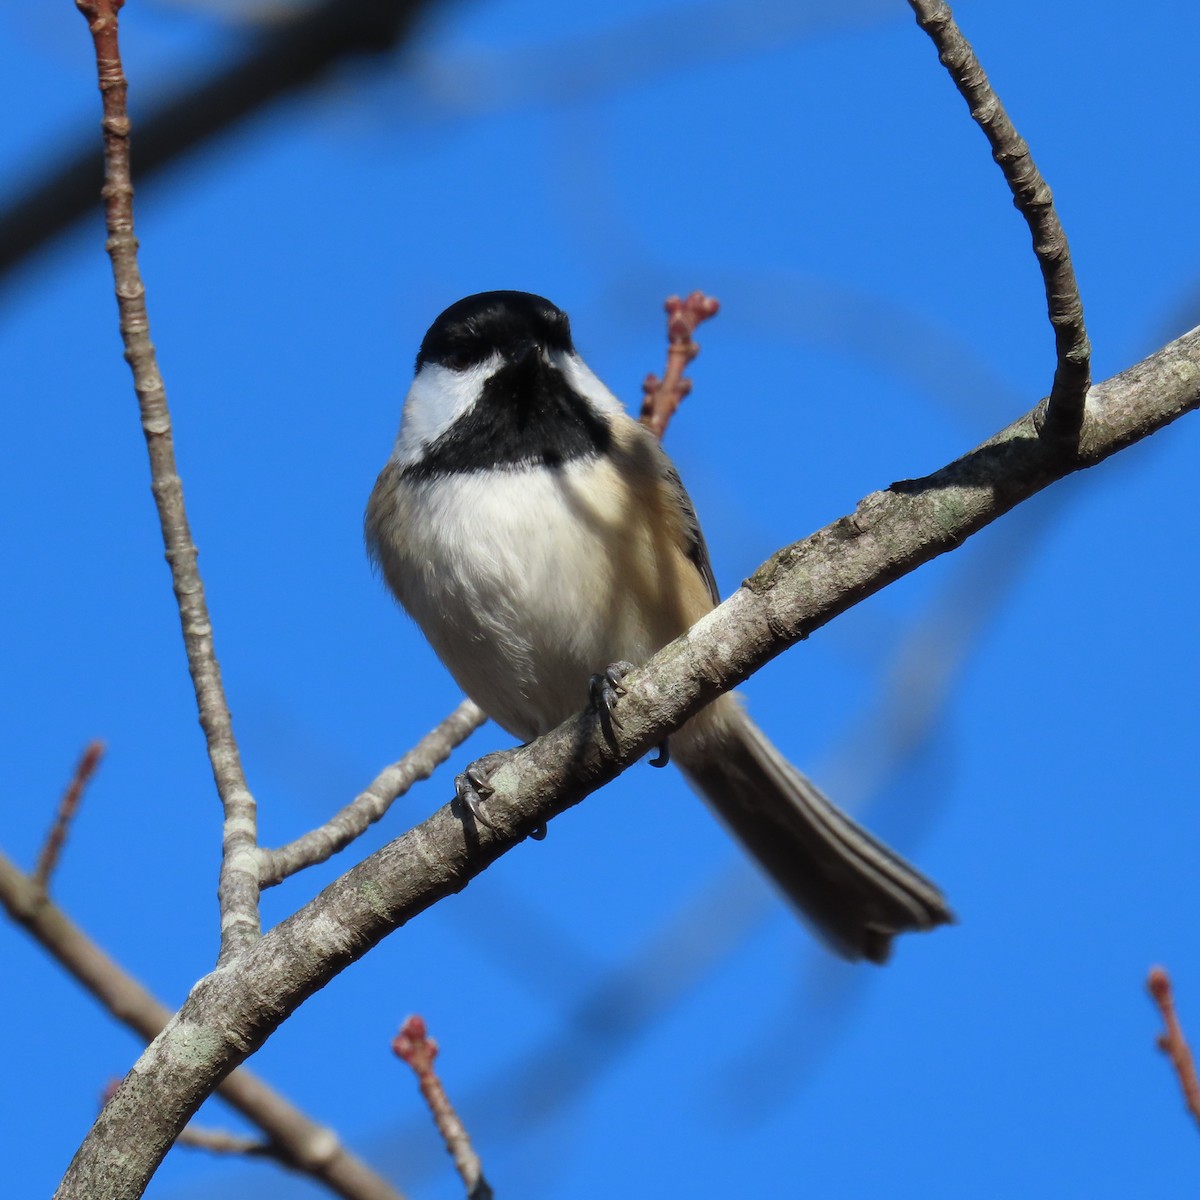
top-left (676, 712), bottom-right (953, 964)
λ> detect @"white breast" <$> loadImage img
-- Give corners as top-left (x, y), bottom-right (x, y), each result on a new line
top-left (372, 458), bottom-right (670, 740)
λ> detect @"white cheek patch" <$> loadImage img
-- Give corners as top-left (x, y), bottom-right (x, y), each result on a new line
top-left (552, 350), bottom-right (628, 418)
top-left (391, 357), bottom-right (503, 466)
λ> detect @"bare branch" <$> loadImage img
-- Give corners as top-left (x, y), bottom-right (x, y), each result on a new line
top-left (33, 741), bottom-right (104, 892)
top-left (393, 1016), bottom-right (492, 1200)
top-left (76, 0), bottom-right (260, 959)
top-left (907, 0), bottom-right (1090, 438)
top-left (639, 291), bottom-right (720, 439)
top-left (0, 849), bottom-right (405, 1200)
top-left (259, 701), bottom-right (487, 888)
top-left (54, 324), bottom-right (1200, 1200)
top-left (1147, 966), bottom-right (1200, 1131)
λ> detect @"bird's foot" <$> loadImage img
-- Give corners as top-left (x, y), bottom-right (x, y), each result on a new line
top-left (589, 660), bottom-right (635, 743)
top-left (454, 749), bottom-right (547, 841)
top-left (455, 753), bottom-right (504, 831)
top-left (589, 662), bottom-right (670, 767)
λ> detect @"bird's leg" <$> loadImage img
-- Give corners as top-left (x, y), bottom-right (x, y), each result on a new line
top-left (454, 748), bottom-right (547, 841)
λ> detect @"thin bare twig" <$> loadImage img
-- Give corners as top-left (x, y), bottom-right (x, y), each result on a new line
top-left (907, 0), bottom-right (1090, 439)
top-left (393, 1016), bottom-right (492, 1200)
top-left (178, 1124), bottom-right (277, 1158)
top-left (259, 701), bottom-right (487, 888)
top-left (33, 741), bottom-right (104, 891)
top-left (639, 291), bottom-right (720, 439)
top-left (0, 849), bottom-right (404, 1200)
top-left (1147, 966), bottom-right (1200, 1131)
top-left (77, 0), bottom-right (260, 960)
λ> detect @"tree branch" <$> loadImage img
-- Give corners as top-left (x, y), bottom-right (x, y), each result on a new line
top-left (54, 324), bottom-right (1200, 1200)
top-left (0, 848), bottom-right (405, 1200)
top-left (908, 0), bottom-right (1091, 439)
top-left (76, 0), bottom-right (260, 959)
top-left (259, 701), bottom-right (487, 888)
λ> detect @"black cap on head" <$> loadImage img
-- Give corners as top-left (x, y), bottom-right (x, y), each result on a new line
top-left (416, 291), bottom-right (575, 372)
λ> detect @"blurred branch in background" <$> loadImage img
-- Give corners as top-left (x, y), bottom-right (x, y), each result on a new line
top-left (0, 0), bottom-right (434, 283)
top-left (397, 0), bottom-right (896, 120)
top-left (0, 0), bottom-right (897, 287)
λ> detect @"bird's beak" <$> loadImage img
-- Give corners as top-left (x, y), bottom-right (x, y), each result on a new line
top-left (508, 339), bottom-right (540, 370)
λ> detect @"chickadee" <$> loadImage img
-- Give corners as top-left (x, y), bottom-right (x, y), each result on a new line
top-left (366, 290), bottom-right (952, 963)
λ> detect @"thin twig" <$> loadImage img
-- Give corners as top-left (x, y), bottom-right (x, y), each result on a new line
top-left (76, 0), bottom-right (260, 960)
top-left (179, 1124), bottom-right (277, 1158)
top-left (0, 849), bottom-right (404, 1200)
top-left (33, 741), bottom-right (104, 891)
top-left (393, 1016), bottom-right (492, 1200)
top-left (639, 291), bottom-right (720, 439)
top-left (907, 0), bottom-right (1090, 439)
top-left (1147, 966), bottom-right (1200, 1131)
top-left (259, 701), bottom-right (487, 888)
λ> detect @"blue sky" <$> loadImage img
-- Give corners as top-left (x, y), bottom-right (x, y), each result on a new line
top-left (3, 1), bottom-right (1199, 1197)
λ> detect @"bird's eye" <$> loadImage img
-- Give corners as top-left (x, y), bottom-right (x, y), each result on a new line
top-left (442, 349), bottom-right (473, 371)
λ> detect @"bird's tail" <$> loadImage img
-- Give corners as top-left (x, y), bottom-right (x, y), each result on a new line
top-left (673, 697), bottom-right (953, 964)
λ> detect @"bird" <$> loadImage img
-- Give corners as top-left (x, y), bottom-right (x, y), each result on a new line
top-left (365, 290), bottom-right (953, 963)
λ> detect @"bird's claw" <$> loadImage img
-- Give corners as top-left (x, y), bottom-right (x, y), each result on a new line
top-left (649, 739), bottom-right (670, 768)
top-left (455, 749), bottom-right (548, 841)
top-left (455, 760), bottom-right (499, 832)
top-left (590, 660), bottom-right (635, 742)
